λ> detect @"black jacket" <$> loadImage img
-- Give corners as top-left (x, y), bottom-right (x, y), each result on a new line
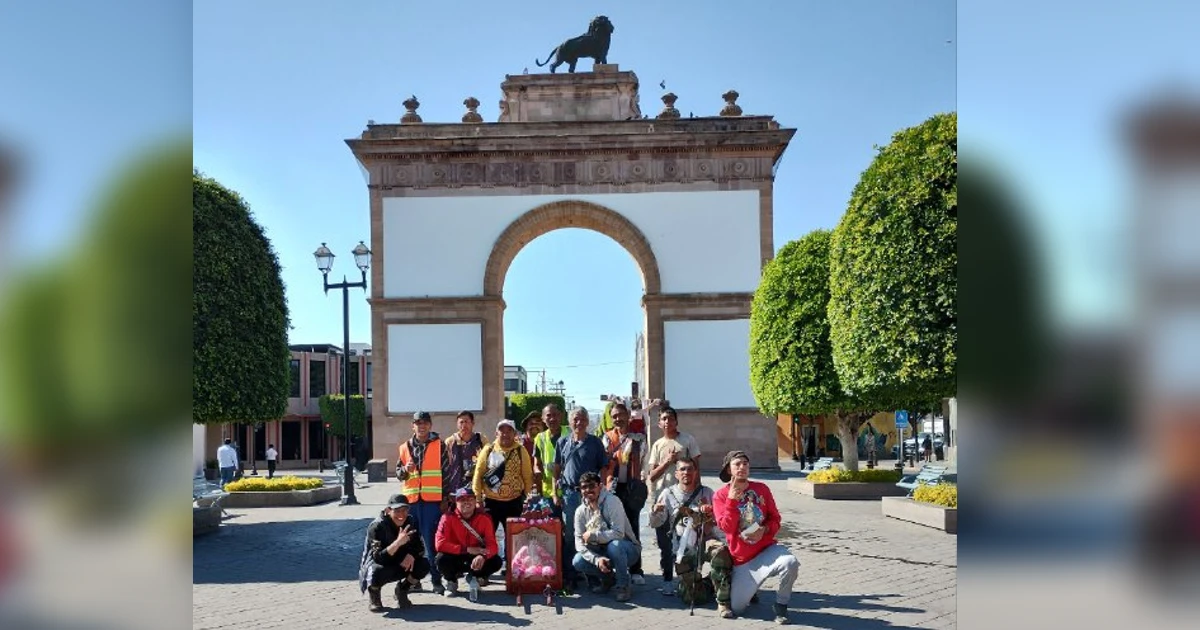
top-left (358, 510), bottom-right (425, 591)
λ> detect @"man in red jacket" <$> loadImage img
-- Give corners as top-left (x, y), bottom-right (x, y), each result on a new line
top-left (712, 450), bottom-right (800, 624)
top-left (434, 487), bottom-right (502, 602)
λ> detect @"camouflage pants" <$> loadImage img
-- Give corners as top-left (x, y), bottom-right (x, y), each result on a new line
top-left (675, 540), bottom-right (731, 605)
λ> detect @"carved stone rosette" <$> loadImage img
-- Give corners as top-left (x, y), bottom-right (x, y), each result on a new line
top-left (401, 95), bottom-right (423, 124)
top-left (657, 92), bottom-right (681, 119)
top-left (462, 96), bottom-right (483, 123)
top-left (720, 90), bottom-right (743, 117)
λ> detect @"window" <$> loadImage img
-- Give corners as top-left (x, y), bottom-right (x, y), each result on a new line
top-left (348, 361), bottom-right (360, 395)
top-left (289, 359), bottom-right (301, 398)
top-left (366, 363), bottom-right (373, 394)
top-left (309, 360), bottom-right (326, 397)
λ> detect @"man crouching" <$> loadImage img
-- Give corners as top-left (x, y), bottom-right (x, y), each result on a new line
top-left (572, 471), bottom-right (641, 602)
top-left (435, 487), bottom-right (503, 602)
top-left (358, 493), bottom-right (431, 612)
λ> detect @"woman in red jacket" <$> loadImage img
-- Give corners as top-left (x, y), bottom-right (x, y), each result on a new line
top-left (434, 487), bottom-right (502, 602)
top-left (712, 450), bottom-right (800, 624)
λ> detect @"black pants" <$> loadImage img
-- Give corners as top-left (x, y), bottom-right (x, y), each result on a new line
top-left (267, 460), bottom-right (276, 479)
top-left (484, 496), bottom-right (525, 535)
top-left (654, 523), bottom-right (674, 581)
top-left (436, 553), bottom-right (503, 581)
top-left (614, 480), bottom-right (647, 575)
top-left (368, 558), bottom-right (431, 589)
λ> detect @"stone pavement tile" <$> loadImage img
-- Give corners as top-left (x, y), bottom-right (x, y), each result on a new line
top-left (194, 474), bottom-right (955, 629)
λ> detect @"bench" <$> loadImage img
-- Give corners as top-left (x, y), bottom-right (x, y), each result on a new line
top-left (895, 464), bottom-right (948, 496)
top-left (798, 457), bottom-right (835, 476)
top-left (193, 477), bottom-right (230, 517)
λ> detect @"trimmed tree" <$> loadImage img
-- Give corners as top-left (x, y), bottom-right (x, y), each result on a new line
top-left (508, 393), bottom-right (567, 423)
top-left (828, 112), bottom-right (957, 412)
top-left (193, 171), bottom-right (290, 426)
top-left (750, 230), bottom-right (872, 471)
top-left (318, 394), bottom-right (368, 438)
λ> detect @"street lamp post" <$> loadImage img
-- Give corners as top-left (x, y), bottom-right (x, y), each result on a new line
top-left (314, 240), bottom-right (371, 507)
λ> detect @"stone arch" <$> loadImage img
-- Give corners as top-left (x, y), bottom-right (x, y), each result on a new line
top-left (483, 200), bottom-right (662, 297)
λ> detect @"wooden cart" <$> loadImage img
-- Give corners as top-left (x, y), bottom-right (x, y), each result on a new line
top-left (504, 518), bottom-right (563, 607)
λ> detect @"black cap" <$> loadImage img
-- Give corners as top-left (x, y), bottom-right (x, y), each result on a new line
top-left (386, 493), bottom-right (410, 509)
top-left (719, 450), bottom-right (750, 483)
top-left (412, 411), bottom-right (431, 422)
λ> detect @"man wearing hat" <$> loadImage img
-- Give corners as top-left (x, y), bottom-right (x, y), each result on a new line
top-left (434, 487), bottom-right (502, 602)
top-left (359, 493), bottom-right (431, 612)
top-left (472, 419), bottom-right (534, 542)
top-left (712, 450), bottom-right (800, 624)
top-left (396, 410), bottom-right (451, 594)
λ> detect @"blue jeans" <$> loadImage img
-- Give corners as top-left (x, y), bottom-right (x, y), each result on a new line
top-left (560, 489), bottom-right (582, 582)
top-left (572, 539), bottom-right (638, 589)
top-left (409, 500), bottom-right (444, 582)
top-left (219, 467), bottom-right (235, 486)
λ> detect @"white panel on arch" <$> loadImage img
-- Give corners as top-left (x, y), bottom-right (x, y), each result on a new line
top-left (664, 319), bottom-right (756, 409)
top-left (387, 323), bottom-right (482, 412)
top-left (382, 190), bottom-right (760, 298)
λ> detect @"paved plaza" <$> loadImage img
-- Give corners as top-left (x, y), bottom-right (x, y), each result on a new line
top-left (193, 462), bottom-right (956, 629)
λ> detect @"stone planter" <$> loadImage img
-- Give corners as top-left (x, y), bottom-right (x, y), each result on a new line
top-left (193, 505), bottom-right (222, 536)
top-left (787, 478), bottom-right (908, 500)
top-left (221, 484), bottom-right (341, 508)
top-left (367, 458), bottom-right (388, 483)
top-left (882, 496), bottom-right (957, 533)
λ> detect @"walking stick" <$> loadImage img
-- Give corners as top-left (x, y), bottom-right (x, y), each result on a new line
top-left (689, 512), bottom-right (705, 617)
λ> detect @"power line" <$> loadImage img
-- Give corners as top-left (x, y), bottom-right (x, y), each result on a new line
top-left (524, 360), bottom-right (634, 369)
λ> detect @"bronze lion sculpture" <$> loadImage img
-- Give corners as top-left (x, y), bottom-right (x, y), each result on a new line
top-left (535, 16), bottom-right (614, 74)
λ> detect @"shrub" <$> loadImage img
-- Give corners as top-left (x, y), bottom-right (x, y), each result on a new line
top-left (806, 468), bottom-right (902, 483)
top-left (913, 483), bottom-right (957, 508)
top-left (224, 475), bottom-right (324, 492)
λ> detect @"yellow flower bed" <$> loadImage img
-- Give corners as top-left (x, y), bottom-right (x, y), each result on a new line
top-left (913, 483), bottom-right (957, 508)
top-left (806, 468), bottom-right (902, 483)
top-left (224, 475), bottom-right (324, 492)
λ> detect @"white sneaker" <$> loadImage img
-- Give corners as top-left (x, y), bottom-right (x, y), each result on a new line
top-left (466, 575), bottom-right (480, 602)
top-left (444, 580), bottom-right (459, 597)
top-left (660, 579), bottom-right (676, 596)
top-left (631, 574), bottom-right (646, 586)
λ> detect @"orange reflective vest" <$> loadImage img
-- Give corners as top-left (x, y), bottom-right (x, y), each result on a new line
top-left (398, 438), bottom-right (443, 502)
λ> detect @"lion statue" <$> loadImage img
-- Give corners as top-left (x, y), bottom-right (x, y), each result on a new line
top-left (535, 16), bottom-right (614, 74)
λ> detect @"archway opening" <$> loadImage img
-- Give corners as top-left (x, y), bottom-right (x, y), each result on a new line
top-left (501, 227), bottom-right (646, 427)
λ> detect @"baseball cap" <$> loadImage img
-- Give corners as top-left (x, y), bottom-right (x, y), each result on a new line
top-left (412, 411), bottom-right (431, 422)
top-left (451, 487), bottom-right (476, 500)
top-left (719, 450), bottom-right (750, 483)
top-left (386, 493), bottom-right (410, 509)
top-left (497, 419), bottom-right (517, 432)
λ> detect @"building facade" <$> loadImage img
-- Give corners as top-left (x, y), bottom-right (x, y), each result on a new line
top-left (503, 365), bottom-right (528, 395)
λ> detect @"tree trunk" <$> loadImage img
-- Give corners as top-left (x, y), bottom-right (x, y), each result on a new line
top-left (836, 414), bottom-right (860, 473)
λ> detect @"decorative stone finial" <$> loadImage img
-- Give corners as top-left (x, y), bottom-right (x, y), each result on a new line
top-left (462, 97), bottom-right (483, 123)
top-left (401, 95), bottom-right (422, 123)
top-left (657, 92), bottom-right (681, 119)
top-left (719, 90), bottom-right (743, 117)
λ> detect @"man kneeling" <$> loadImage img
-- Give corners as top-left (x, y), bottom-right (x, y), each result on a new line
top-left (713, 451), bottom-right (800, 624)
top-left (435, 487), bottom-right (503, 602)
top-left (359, 493), bottom-right (431, 612)
top-left (571, 471), bottom-right (641, 602)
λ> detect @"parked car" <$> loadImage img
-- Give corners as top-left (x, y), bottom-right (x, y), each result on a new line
top-left (892, 433), bottom-right (945, 459)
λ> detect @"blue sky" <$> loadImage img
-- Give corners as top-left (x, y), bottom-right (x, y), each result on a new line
top-left (191, 0), bottom-right (956, 410)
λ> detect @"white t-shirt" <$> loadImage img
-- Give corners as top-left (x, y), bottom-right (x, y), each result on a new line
top-left (645, 432), bottom-right (701, 501)
top-left (217, 444), bottom-right (238, 468)
top-left (266, 448), bottom-right (278, 461)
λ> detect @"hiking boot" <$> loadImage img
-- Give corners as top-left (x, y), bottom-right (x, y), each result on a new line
top-left (466, 575), bottom-right (480, 602)
top-left (615, 586), bottom-right (632, 602)
top-left (367, 586), bottom-right (384, 612)
top-left (431, 577), bottom-right (445, 596)
top-left (718, 603), bottom-right (736, 619)
top-left (444, 579), bottom-right (459, 597)
top-left (406, 576), bottom-right (422, 592)
top-left (477, 575), bottom-right (490, 587)
top-left (660, 578), bottom-right (676, 596)
top-left (591, 575), bottom-right (615, 594)
top-left (394, 583), bottom-right (413, 609)
top-left (773, 603), bottom-right (789, 624)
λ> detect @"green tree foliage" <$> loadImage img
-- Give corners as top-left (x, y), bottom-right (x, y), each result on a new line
top-left (750, 230), bottom-right (871, 470)
top-left (193, 171), bottom-right (290, 424)
top-left (829, 112), bottom-right (957, 410)
top-left (318, 394), bottom-right (368, 438)
top-left (508, 393), bottom-right (567, 423)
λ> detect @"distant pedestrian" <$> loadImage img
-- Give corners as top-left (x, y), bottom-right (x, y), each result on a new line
top-left (266, 444), bottom-right (279, 479)
top-left (921, 434), bottom-right (932, 463)
top-left (216, 439), bottom-right (238, 487)
top-left (864, 425), bottom-right (878, 468)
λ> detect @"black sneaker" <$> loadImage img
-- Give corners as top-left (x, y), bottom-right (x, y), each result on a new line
top-left (394, 583), bottom-right (413, 609)
top-left (431, 577), bottom-right (445, 596)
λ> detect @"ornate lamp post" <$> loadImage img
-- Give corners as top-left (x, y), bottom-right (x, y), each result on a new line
top-left (313, 240), bottom-right (371, 506)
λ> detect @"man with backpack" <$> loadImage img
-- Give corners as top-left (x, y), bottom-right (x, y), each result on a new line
top-left (647, 458), bottom-right (724, 602)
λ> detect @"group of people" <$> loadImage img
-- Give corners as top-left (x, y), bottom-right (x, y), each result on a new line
top-left (357, 401), bottom-right (801, 623)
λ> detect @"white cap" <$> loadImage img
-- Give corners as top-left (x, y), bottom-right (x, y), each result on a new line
top-left (497, 419), bottom-right (517, 432)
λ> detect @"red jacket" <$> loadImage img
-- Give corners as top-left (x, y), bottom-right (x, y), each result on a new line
top-left (712, 480), bottom-right (781, 565)
top-left (435, 509), bottom-right (499, 558)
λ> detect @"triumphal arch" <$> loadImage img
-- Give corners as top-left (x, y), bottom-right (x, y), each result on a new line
top-left (347, 65), bottom-right (795, 471)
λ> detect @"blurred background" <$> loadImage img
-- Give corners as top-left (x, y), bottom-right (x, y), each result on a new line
top-left (0, 1), bottom-right (1198, 629)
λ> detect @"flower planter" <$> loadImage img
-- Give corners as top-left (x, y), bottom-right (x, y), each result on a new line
top-left (193, 505), bottom-right (222, 536)
top-left (881, 496), bottom-right (957, 533)
top-left (787, 478), bottom-right (909, 500)
top-left (221, 484), bottom-right (342, 508)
